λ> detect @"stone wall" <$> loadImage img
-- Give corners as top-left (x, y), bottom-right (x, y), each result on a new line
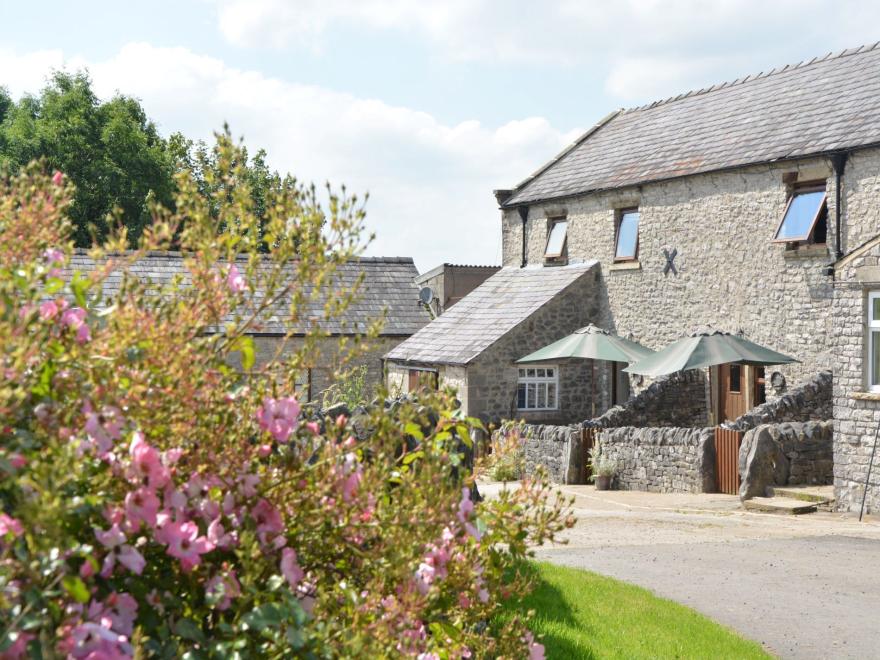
top-left (464, 266), bottom-right (601, 424)
top-left (500, 153), bottom-right (880, 400)
top-left (597, 426), bottom-right (716, 493)
top-left (833, 236), bottom-right (880, 512)
top-left (586, 369), bottom-right (709, 428)
top-left (516, 424), bottom-right (585, 484)
top-left (738, 421), bottom-right (834, 499)
top-left (725, 371), bottom-right (832, 431)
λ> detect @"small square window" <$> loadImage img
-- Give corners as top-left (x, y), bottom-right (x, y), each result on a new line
top-left (615, 209), bottom-right (639, 260)
top-left (774, 185), bottom-right (827, 243)
top-left (544, 220), bottom-right (568, 259)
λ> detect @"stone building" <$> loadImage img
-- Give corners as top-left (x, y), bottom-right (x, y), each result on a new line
top-left (414, 263), bottom-right (500, 316)
top-left (386, 45), bottom-right (880, 509)
top-left (66, 251), bottom-right (429, 402)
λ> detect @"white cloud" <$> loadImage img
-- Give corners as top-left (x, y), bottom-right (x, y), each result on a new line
top-left (212, 0), bottom-right (880, 100)
top-left (3, 43), bottom-right (578, 270)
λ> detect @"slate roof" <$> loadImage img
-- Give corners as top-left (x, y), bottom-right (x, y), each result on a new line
top-left (385, 261), bottom-right (598, 366)
top-left (504, 44), bottom-right (880, 207)
top-left (64, 251), bottom-right (429, 336)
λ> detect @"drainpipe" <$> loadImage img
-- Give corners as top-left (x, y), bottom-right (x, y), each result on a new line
top-left (518, 206), bottom-right (529, 268)
top-left (831, 152), bottom-right (849, 261)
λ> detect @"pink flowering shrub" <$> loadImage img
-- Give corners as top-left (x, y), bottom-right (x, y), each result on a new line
top-left (0, 139), bottom-right (571, 657)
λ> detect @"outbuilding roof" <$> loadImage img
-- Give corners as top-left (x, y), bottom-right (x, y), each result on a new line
top-left (504, 44), bottom-right (880, 207)
top-left (64, 251), bottom-right (429, 336)
top-left (385, 261), bottom-right (598, 366)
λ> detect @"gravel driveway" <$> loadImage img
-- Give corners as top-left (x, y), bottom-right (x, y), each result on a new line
top-left (481, 483), bottom-right (880, 659)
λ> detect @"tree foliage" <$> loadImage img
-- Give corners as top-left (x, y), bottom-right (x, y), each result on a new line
top-left (0, 71), bottom-right (290, 248)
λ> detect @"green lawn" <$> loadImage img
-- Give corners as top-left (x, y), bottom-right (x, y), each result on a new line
top-left (500, 562), bottom-right (770, 659)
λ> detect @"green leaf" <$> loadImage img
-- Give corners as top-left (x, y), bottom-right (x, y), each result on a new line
top-left (231, 336), bottom-right (255, 371)
top-left (404, 422), bottom-right (424, 441)
top-left (61, 576), bottom-right (90, 604)
top-left (402, 450), bottom-right (423, 465)
top-left (44, 277), bottom-right (64, 294)
top-left (429, 620), bottom-right (462, 643)
top-left (174, 618), bottom-right (207, 644)
top-left (70, 272), bottom-right (91, 308)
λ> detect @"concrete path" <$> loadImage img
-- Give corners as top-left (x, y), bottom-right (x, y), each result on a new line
top-left (481, 483), bottom-right (880, 659)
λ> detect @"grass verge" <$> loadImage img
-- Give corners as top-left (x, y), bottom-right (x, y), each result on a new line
top-left (499, 562), bottom-right (770, 659)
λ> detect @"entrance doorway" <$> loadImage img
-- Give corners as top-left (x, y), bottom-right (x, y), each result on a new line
top-left (611, 362), bottom-right (630, 406)
top-left (716, 364), bottom-right (766, 423)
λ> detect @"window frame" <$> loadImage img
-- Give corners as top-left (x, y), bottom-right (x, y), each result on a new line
top-left (516, 365), bottom-right (559, 411)
top-left (614, 207), bottom-right (640, 262)
top-left (773, 182), bottom-right (828, 244)
top-left (408, 368), bottom-right (439, 392)
top-left (868, 292), bottom-right (880, 393)
top-left (544, 218), bottom-right (568, 260)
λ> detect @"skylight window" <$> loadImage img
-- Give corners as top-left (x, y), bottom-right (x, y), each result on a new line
top-left (774, 186), bottom-right (827, 242)
top-left (615, 209), bottom-right (639, 260)
top-left (544, 220), bottom-right (568, 259)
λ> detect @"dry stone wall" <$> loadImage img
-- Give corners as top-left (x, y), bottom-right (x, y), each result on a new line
top-left (597, 427), bottom-right (716, 493)
top-left (586, 370), bottom-right (708, 428)
top-left (516, 424), bottom-right (585, 484)
top-left (725, 371), bottom-right (832, 431)
top-left (738, 421), bottom-right (833, 499)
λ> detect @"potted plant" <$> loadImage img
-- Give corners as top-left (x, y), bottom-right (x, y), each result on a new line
top-left (588, 441), bottom-right (617, 490)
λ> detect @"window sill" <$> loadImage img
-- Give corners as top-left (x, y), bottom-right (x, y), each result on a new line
top-left (781, 244), bottom-right (829, 259)
top-left (609, 260), bottom-right (641, 272)
top-left (851, 391), bottom-right (880, 402)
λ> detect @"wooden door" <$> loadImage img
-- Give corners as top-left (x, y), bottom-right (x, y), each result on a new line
top-left (718, 363), bottom-right (748, 422)
top-left (714, 427), bottom-right (744, 494)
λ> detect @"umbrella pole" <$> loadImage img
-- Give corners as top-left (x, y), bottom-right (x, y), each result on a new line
top-left (591, 359), bottom-right (596, 417)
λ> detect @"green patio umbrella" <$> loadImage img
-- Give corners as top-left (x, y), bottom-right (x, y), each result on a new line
top-left (518, 325), bottom-right (654, 416)
top-left (517, 324), bottom-right (654, 364)
top-left (624, 327), bottom-right (798, 377)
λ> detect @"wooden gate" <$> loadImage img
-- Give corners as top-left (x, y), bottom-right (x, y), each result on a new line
top-left (714, 427), bottom-right (743, 494)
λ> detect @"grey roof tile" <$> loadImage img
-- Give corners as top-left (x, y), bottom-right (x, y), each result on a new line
top-left (61, 251), bottom-right (429, 336)
top-left (385, 262), bottom-right (598, 366)
top-left (505, 45), bottom-right (880, 206)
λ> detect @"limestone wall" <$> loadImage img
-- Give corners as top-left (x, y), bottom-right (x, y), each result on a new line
top-left (725, 371), bottom-right (832, 431)
top-left (586, 370), bottom-right (709, 428)
top-left (501, 153), bottom-right (880, 399)
top-left (515, 424), bottom-right (585, 484)
top-left (738, 421), bottom-right (834, 499)
top-left (833, 237), bottom-right (880, 512)
top-left (598, 426), bottom-right (716, 493)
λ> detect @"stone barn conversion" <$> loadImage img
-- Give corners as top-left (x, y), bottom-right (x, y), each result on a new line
top-left (386, 44), bottom-right (880, 512)
top-left (66, 251), bottom-right (429, 402)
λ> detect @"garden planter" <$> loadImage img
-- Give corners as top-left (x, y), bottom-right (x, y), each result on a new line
top-left (594, 475), bottom-right (612, 491)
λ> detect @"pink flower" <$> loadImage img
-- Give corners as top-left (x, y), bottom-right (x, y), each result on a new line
top-left (61, 307), bottom-right (90, 343)
top-left (51, 171), bottom-right (64, 186)
top-left (251, 499), bottom-right (283, 545)
top-left (94, 525), bottom-right (145, 576)
top-left (280, 547), bottom-right (304, 588)
top-left (0, 513), bottom-right (24, 538)
top-left (2, 631), bottom-right (34, 659)
top-left (524, 631), bottom-right (545, 660)
top-left (414, 562), bottom-right (435, 595)
top-left (102, 592), bottom-right (138, 637)
top-left (44, 247), bottom-right (64, 263)
top-left (8, 453), bottom-right (26, 470)
top-left (129, 432), bottom-right (169, 489)
top-left (340, 453), bottom-right (362, 503)
top-left (39, 300), bottom-right (60, 320)
top-left (207, 517), bottom-right (235, 550)
top-left (256, 396), bottom-right (300, 444)
top-left (206, 571), bottom-right (241, 610)
top-left (457, 487), bottom-right (474, 523)
top-left (64, 622), bottom-right (132, 659)
top-left (163, 520), bottom-right (214, 571)
top-left (226, 263), bottom-right (246, 293)
top-left (84, 405), bottom-right (124, 457)
top-left (124, 487), bottom-right (160, 529)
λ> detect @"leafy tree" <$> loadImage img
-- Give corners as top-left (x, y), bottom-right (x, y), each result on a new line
top-left (0, 72), bottom-right (292, 249)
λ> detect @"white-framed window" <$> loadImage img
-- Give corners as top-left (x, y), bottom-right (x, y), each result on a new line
top-left (869, 292), bottom-right (880, 392)
top-left (544, 219), bottom-right (568, 260)
top-left (517, 366), bottom-right (558, 410)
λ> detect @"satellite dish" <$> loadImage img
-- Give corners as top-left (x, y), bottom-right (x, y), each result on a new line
top-left (418, 286), bottom-right (435, 305)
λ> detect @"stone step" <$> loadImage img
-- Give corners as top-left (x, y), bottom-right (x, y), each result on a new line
top-left (743, 496), bottom-right (818, 515)
top-left (767, 485), bottom-right (835, 504)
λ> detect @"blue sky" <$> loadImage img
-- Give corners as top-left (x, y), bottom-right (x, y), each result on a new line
top-left (2, 1), bottom-right (879, 270)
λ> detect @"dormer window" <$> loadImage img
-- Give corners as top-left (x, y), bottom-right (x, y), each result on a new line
top-left (774, 183), bottom-right (827, 244)
top-left (615, 208), bottom-right (639, 261)
top-left (544, 219), bottom-right (568, 261)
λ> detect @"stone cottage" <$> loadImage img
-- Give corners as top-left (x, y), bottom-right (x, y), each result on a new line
top-left (67, 251), bottom-right (429, 402)
top-left (385, 45), bottom-right (880, 509)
